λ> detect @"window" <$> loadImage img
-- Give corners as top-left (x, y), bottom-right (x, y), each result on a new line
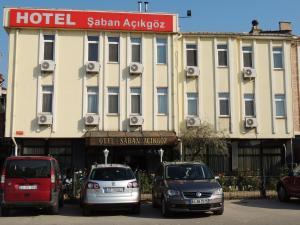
top-left (87, 87), bottom-right (98, 114)
top-left (187, 93), bottom-right (198, 116)
top-left (130, 88), bottom-right (141, 114)
top-left (219, 93), bottom-right (230, 116)
top-left (242, 46), bottom-right (253, 68)
top-left (108, 87), bottom-right (119, 114)
top-left (157, 88), bottom-right (168, 114)
top-left (131, 38), bottom-right (141, 63)
top-left (43, 35), bottom-right (55, 60)
top-left (108, 37), bottom-right (119, 63)
top-left (273, 47), bottom-right (283, 69)
top-left (88, 36), bottom-right (99, 61)
top-left (186, 44), bottom-right (197, 66)
top-left (217, 44), bottom-right (228, 67)
top-left (275, 94), bottom-right (285, 117)
top-left (157, 38), bottom-right (167, 64)
top-left (42, 86), bottom-right (53, 113)
top-left (244, 94), bottom-right (255, 116)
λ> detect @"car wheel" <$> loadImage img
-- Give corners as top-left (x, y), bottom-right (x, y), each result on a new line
top-left (131, 204), bottom-right (141, 214)
top-left (1, 207), bottom-right (10, 217)
top-left (278, 185), bottom-right (289, 202)
top-left (82, 206), bottom-right (91, 216)
top-left (161, 198), bottom-right (170, 217)
top-left (49, 200), bottom-right (59, 215)
top-left (213, 206), bottom-right (224, 215)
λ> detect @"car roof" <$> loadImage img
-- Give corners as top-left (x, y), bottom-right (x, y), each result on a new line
top-left (162, 161), bottom-right (205, 166)
top-left (6, 156), bottom-right (56, 161)
top-left (91, 164), bottom-right (131, 169)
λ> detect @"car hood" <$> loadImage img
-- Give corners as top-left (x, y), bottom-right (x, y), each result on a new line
top-left (165, 179), bottom-right (221, 192)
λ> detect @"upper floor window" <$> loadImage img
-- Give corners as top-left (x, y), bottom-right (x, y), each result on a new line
top-left (186, 44), bottom-right (197, 66)
top-left (275, 94), bottom-right (286, 117)
top-left (42, 86), bottom-right (53, 113)
top-left (108, 87), bottom-right (119, 114)
top-left (108, 37), bottom-right (119, 63)
top-left (187, 93), bottom-right (198, 116)
top-left (87, 87), bottom-right (98, 114)
top-left (219, 93), bottom-right (230, 116)
top-left (43, 35), bottom-right (55, 60)
top-left (157, 88), bottom-right (168, 114)
top-left (244, 93), bottom-right (255, 116)
top-left (157, 38), bottom-right (167, 64)
top-left (273, 47), bottom-right (283, 69)
top-left (242, 46), bottom-right (253, 68)
top-left (88, 36), bottom-right (99, 62)
top-left (217, 44), bottom-right (228, 67)
top-left (130, 87), bottom-right (141, 114)
top-left (131, 38), bottom-right (141, 63)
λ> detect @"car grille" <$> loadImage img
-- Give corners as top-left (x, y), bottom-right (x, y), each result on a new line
top-left (188, 204), bottom-right (211, 210)
top-left (183, 192), bottom-right (212, 198)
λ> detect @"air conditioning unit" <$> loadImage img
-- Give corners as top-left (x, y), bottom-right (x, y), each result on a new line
top-left (245, 117), bottom-right (258, 128)
top-left (186, 66), bottom-right (200, 77)
top-left (40, 60), bottom-right (55, 72)
top-left (243, 67), bottom-right (256, 78)
top-left (85, 115), bottom-right (99, 125)
top-left (129, 63), bottom-right (144, 75)
top-left (186, 117), bottom-right (201, 127)
top-left (38, 114), bottom-right (53, 125)
top-left (129, 115), bottom-right (143, 126)
top-left (86, 62), bottom-right (100, 73)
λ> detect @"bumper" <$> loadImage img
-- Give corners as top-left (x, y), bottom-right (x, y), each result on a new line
top-left (165, 195), bottom-right (224, 212)
top-left (83, 202), bottom-right (140, 211)
top-left (1, 200), bottom-right (57, 209)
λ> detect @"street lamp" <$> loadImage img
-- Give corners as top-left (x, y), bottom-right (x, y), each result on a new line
top-left (103, 148), bottom-right (109, 165)
top-left (158, 148), bottom-right (164, 163)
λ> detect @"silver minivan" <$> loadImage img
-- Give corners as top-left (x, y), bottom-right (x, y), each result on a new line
top-left (80, 164), bottom-right (140, 216)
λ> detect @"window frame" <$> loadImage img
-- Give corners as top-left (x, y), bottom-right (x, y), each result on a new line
top-left (186, 92), bottom-right (198, 116)
top-left (244, 93), bottom-right (256, 117)
top-left (87, 36), bottom-right (99, 62)
top-left (273, 46), bottom-right (284, 70)
top-left (41, 85), bottom-right (53, 114)
top-left (217, 44), bottom-right (228, 67)
top-left (86, 86), bottom-right (99, 114)
top-left (156, 38), bottom-right (167, 64)
top-left (108, 37), bottom-right (120, 63)
top-left (186, 43), bottom-right (198, 67)
top-left (107, 87), bottom-right (119, 115)
top-left (130, 87), bottom-right (142, 115)
top-left (275, 94), bottom-right (286, 118)
top-left (242, 46), bottom-right (253, 68)
top-left (43, 35), bottom-right (55, 61)
top-left (131, 37), bottom-right (142, 63)
top-left (157, 87), bottom-right (168, 115)
top-left (218, 92), bottom-right (230, 117)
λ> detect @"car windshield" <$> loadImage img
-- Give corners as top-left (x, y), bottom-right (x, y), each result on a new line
top-left (6, 160), bottom-right (51, 178)
top-left (165, 164), bottom-right (214, 180)
top-left (90, 167), bottom-right (135, 181)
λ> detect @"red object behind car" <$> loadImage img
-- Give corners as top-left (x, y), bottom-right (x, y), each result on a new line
top-left (0, 156), bottom-right (64, 216)
top-left (277, 165), bottom-right (300, 202)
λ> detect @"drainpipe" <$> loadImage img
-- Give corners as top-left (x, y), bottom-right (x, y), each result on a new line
top-left (12, 137), bottom-right (18, 156)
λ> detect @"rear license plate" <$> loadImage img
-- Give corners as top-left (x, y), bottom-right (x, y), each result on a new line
top-left (191, 198), bottom-right (209, 204)
top-left (19, 185), bottom-right (37, 190)
top-left (105, 187), bottom-right (124, 193)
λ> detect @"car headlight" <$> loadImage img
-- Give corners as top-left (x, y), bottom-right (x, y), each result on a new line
top-left (212, 188), bottom-right (223, 195)
top-left (166, 189), bottom-right (181, 197)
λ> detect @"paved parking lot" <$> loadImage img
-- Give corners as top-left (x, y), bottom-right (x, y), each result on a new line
top-left (0, 199), bottom-right (299, 225)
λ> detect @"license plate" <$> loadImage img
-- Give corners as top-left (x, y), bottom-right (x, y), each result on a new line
top-left (19, 185), bottom-right (37, 190)
top-left (191, 198), bottom-right (209, 204)
top-left (105, 187), bottom-right (124, 193)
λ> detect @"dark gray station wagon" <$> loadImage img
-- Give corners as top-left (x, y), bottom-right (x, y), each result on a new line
top-left (152, 162), bottom-right (224, 217)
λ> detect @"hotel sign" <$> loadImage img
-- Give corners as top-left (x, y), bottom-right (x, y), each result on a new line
top-left (7, 8), bottom-right (175, 32)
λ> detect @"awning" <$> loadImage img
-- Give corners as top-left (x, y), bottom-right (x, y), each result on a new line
top-left (84, 131), bottom-right (178, 147)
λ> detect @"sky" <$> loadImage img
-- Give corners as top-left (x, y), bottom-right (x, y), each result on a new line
top-left (1, 0), bottom-right (300, 86)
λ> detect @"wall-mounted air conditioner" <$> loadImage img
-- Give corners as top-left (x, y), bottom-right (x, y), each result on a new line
top-left (38, 114), bottom-right (53, 125)
top-left (245, 117), bottom-right (258, 128)
top-left (186, 117), bottom-right (201, 127)
top-left (85, 114), bottom-right (99, 125)
top-left (129, 115), bottom-right (143, 126)
top-left (129, 63), bottom-right (144, 75)
top-left (243, 67), bottom-right (256, 78)
top-left (86, 62), bottom-right (100, 73)
top-left (40, 60), bottom-right (55, 72)
top-left (186, 66), bottom-right (200, 77)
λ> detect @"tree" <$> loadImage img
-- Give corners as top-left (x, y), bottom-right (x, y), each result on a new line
top-left (181, 121), bottom-right (228, 161)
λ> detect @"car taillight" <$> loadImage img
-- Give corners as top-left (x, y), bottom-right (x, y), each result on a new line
top-left (1, 169), bottom-right (5, 189)
top-left (127, 181), bottom-right (139, 188)
top-left (50, 169), bottom-right (55, 190)
top-left (86, 182), bottom-right (100, 189)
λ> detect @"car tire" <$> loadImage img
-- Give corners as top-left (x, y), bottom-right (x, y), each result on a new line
top-left (161, 198), bottom-right (170, 217)
top-left (82, 206), bottom-right (91, 216)
top-left (131, 204), bottom-right (141, 214)
top-left (49, 201), bottom-right (59, 215)
top-left (59, 193), bottom-right (64, 208)
top-left (152, 192), bottom-right (158, 208)
top-left (278, 185), bottom-right (290, 202)
top-left (213, 206), bottom-right (224, 215)
top-left (1, 207), bottom-right (10, 217)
